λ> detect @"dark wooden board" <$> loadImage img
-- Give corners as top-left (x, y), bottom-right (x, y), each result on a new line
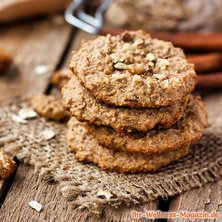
top-left (0, 164), bottom-right (158, 222)
top-left (0, 16), bottom-right (72, 105)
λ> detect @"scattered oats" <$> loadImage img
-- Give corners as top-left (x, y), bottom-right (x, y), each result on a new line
top-left (114, 62), bottom-right (127, 70)
top-left (133, 38), bottom-right (144, 47)
top-left (97, 190), bottom-right (113, 200)
top-left (132, 75), bottom-right (142, 84)
top-left (128, 63), bottom-right (145, 75)
top-left (29, 201), bottom-right (43, 212)
top-left (161, 79), bottom-right (169, 89)
top-left (146, 53), bottom-right (155, 61)
top-left (12, 114), bottom-right (27, 124)
top-left (153, 73), bottom-right (166, 80)
top-left (112, 73), bottom-right (128, 80)
top-left (34, 65), bottom-right (51, 75)
top-left (18, 108), bottom-right (37, 120)
top-left (42, 129), bottom-right (55, 140)
top-left (156, 58), bottom-right (170, 70)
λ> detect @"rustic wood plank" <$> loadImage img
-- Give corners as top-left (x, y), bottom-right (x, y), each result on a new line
top-left (0, 15), bottom-right (72, 209)
top-left (169, 180), bottom-right (222, 222)
top-left (0, 16), bottom-right (72, 105)
top-left (0, 164), bottom-right (158, 222)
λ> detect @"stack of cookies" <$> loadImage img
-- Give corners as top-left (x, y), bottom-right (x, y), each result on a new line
top-left (62, 30), bottom-right (208, 173)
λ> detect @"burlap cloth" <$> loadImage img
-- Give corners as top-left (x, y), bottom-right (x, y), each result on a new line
top-left (1, 103), bottom-right (222, 214)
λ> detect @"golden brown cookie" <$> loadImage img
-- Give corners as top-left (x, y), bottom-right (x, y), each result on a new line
top-left (86, 96), bottom-right (208, 155)
top-left (51, 68), bottom-right (71, 90)
top-left (70, 30), bottom-right (196, 108)
top-left (30, 95), bottom-right (69, 121)
top-left (67, 117), bottom-right (190, 173)
top-left (62, 75), bottom-right (188, 132)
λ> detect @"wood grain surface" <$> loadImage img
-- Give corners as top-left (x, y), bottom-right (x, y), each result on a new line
top-left (0, 16), bottom-right (72, 105)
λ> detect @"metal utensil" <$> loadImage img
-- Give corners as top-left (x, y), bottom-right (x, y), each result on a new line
top-left (65, 0), bottom-right (112, 34)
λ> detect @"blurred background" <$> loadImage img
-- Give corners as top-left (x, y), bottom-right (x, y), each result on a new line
top-left (0, 0), bottom-right (222, 112)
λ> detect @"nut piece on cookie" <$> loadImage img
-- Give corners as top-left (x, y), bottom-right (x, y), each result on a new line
top-left (0, 49), bottom-right (13, 74)
top-left (50, 69), bottom-right (71, 90)
top-left (70, 30), bottom-right (197, 108)
top-left (30, 95), bottom-right (69, 121)
top-left (0, 151), bottom-right (16, 180)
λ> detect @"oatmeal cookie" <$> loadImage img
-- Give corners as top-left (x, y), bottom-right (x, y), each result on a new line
top-left (67, 117), bottom-right (190, 173)
top-left (30, 95), bottom-right (69, 121)
top-left (62, 75), bottom-right (188, 132)
top-left (86, 96), bottom-right (208, 155)
top-left (70, 30), bottom-right (196, 108)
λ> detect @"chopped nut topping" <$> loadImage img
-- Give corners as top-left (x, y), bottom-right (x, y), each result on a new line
top-left (0, 151), bottom-right (16, 180)
top-left (146, 53), bottom-right (155, 61)
top-left (132, 74), bottom-right (143, 84)
top-left (127, 63), bottom-right (145, 75)
top-left (122, 43), bottom-right (132, 52)
top-left (153, 73), bottom-right (166, 80)
top-left (161, 79), bottom-right (169, 89)
top-left (110, 54), bottom-right (124, 64)
top-left (114, 62), bottom-right (128, 70)
top-left (133, 38), bottom-right (144, 47)
top-left (156, 58), bottom-right (170, 70)
top-left (148, 62), bottom-right (154, 67)
top-left (121, 32), bottom-right (133, 42)
top-left (112, 73), bottom-right (128, 80)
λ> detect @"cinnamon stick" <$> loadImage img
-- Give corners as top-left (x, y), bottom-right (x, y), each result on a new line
top-left (100, 28), bottom-right (222, 51)
top-left (187, 53), bottom-right (222, 73)
top-left (197, 73), bottom-right (222, 89)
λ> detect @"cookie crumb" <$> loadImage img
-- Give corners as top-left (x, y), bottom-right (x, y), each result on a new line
top-left (29, 201), bottom-right (43, 212)
top-left (114, 62), bottom-right (127, 70)
top-left (51, 69), bottom-right (71, 90)
top-left (30, 95), bottom-right (69, 121)
top-left (0, 151), bottom-right (16, 180)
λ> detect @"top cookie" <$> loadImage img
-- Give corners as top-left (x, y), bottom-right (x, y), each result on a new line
top-left (70, 30), bottom-right (196, 108)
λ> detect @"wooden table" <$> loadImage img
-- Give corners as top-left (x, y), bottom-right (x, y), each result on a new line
top-left (0, 16), bottom-right (222, 222)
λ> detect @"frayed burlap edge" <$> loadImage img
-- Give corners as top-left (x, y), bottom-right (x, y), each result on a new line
top-left (0, 103), bottom-right (222, 215)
